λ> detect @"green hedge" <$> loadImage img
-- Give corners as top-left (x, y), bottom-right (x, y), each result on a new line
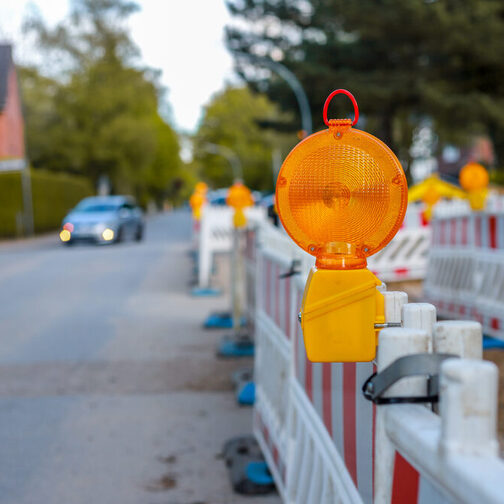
top-left (0, 172), bottom-right (23, 237)
top-left (0, 169), bottom-right (93, 237)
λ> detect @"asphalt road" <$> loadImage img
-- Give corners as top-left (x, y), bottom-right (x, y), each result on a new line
top-left (0, 211), bottom-right (279, 504)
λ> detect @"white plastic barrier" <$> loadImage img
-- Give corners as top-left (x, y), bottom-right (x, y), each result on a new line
top-left (197, 205), bottom-right (266, 288)
top-left (198, 203), bottom-right (429, 288)
top-left (425, 211), bottom-right (504, 340)
top-left (368, 226), bottom-right (430, 282)
top-left (486, 192), bottom-right (504, 212)
top-left (252, 220), bottom-right (313, 495)
top-left (245, 219), bottom-right (504, 504)
top-left (368, 203), bottom-right (430, 282)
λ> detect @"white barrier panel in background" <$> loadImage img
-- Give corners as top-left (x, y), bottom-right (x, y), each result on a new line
top-left (368, 226), bottom-right (430, 282)
top-left (242, 218), bottom-right (504, 504)
top-left (200, 202), bottom-right (430, 289)
top-left (197, 205), bottom-right (266, 288)
top-left (368, 203), bottom-right (430, 282)
top-left (425, 211), bottom-right (504, 340)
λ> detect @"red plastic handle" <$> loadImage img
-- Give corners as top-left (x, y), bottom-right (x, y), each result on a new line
top-left (323, 89), bottom-right (359, 127)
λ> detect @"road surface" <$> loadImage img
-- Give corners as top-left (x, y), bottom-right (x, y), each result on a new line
top-left (0, 211), bottom-right (279, 504)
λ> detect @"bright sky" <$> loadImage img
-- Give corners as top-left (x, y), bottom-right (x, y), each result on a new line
top-left (0, 0), bottom-right (237, 133)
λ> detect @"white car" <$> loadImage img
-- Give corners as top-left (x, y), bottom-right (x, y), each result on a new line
top-left (60, 196), bottom-right (144, 245)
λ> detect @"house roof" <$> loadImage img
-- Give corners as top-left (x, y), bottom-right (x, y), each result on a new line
top-left (0, 44), bottom-right (13, 113)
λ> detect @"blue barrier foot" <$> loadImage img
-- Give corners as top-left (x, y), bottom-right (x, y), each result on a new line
top-left (217, 335), bottom-right (254, 358)
top-left (204, 311), bottom-right (233, 328)
top-left (204, 312), bottom-right (247, 329)
top-left (191, 287), bottom-right (221, 297)
top-left (237, 381), bottom-right (255, 406)
top-left (222, 436), bottom-right (276, 495)
top-left (483, 336), bottom-right (504, 350)
top-left (246, 462), bottom-right (274, 486)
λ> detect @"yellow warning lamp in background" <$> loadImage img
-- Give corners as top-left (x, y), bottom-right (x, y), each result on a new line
top-left (189, 183), bottom-right (208, 221)
top-left (459, 162), bottom-right (489, 211)
top-left (408, 174), bottom-right (467, 221)
top-left (276, 89), bottom-right (408, 362)
top-left (227, 181), bottom-right (254, 228)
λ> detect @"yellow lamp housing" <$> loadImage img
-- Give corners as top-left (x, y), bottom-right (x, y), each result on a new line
top-left (276, 89), bottom-right (407, 363)
top-left (300, 268), bottom-right (385, 362)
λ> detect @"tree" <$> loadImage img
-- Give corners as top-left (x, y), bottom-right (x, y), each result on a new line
top-left (225, 0), bottom-right (504, 173)
top-left (193, 86), bottom-right (292, 190)
top-left (21, 0), bottom-right (182, 204)
top-left (143, 114), bottom-right (181, 206)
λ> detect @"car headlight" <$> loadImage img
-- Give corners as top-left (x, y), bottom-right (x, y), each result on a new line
top-left (60, 229), bottom-right (71, 242)
top-left (101, 228), bottom-right (115, 241)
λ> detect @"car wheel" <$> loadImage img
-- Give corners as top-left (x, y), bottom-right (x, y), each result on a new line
top-left (135, 224), bottom-right (144, 242)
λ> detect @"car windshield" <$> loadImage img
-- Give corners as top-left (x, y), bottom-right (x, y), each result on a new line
top-left (76, 203), bottom-right (120, 213)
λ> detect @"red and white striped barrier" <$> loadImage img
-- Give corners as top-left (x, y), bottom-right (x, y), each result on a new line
top-left (425, 211), bottom-right (504, 340)
top-left (247, 219), bottom-right (504, 504)
top-left (252, 223), bottom-right (309, 498)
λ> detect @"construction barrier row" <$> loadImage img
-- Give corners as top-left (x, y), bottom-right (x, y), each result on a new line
top-left (425, 209), bottom-right (504, 340)
top-left (198, 203), bottom-right (430, 292)
top-left (242, 216), bottom-right (504, 504)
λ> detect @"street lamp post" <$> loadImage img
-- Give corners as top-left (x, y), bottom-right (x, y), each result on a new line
top-left (237, 53), bottom-right (313, 136)
top-left (203, 143), bottom-right (243, 181)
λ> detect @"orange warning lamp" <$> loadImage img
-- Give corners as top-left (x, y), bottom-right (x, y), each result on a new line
top-left (195, 182), bottom-right (208, 194)
top-left (189, 183), bottom-right (207, 221)
top-left (422, 185), bottom-right (441, 222)
top-left (227, 181), bottom-right (254, 228)
top-left (459, 162), bottom-right (489, 211)
top-left (276, 90), bottom-right (408, 362)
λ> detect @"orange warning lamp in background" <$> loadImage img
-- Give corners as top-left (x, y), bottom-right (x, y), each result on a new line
top-left (459, 162), bottom-right (489, 211)
top-left (276, 90), bottom-right (408, 362)
top-left (421, 185), bottom-right (441, 221)
top-left (195, 182), bottom-right (208, 194)
top-left (227, 181), bottom-right (254, 228)
top-left (189, 182), bottom-right (208, 221)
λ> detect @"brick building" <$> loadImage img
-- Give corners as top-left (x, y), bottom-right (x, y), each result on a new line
top-left (0, 44), bottom-right (25, 170)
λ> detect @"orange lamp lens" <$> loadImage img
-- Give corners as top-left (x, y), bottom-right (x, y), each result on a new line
top-left (422, 185), bottom-right (441, 206)
top-left (189, 192), bottom-right (205, 210)
top-left (195, 182), bottom-right (208, 194)
top-left (276, 119), bottom-right (407, 270)
top-left (459, 162), bottom-right (489, 192)
top-left (227, 182), bottom-right (253, 210)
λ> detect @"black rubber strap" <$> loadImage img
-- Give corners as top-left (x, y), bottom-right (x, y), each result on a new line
top-left (362, 353), bottom-right (457, 405)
